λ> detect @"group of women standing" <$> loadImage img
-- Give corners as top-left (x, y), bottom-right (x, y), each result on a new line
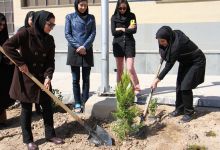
top-left (64, 0), bottom-right (206, 124)
top-left (0, 0), bottom-right (206, 149)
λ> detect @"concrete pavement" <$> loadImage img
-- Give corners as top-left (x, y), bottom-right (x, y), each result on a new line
top-left (52, 72), bottom-right (220, 119)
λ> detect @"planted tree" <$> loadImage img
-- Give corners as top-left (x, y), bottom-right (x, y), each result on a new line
top-left (148, 98), bottom-right (158, 117)
top-left (112, 72), bottom-right (142, 140)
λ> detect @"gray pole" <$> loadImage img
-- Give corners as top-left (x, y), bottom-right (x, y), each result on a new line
top-left (99, 0), bottom-right (110, 95)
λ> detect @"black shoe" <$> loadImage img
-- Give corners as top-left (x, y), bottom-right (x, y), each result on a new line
top-left (27, 142), bottom-right (38, 150)
top-left (47, 137), bottom-right (65, 144)
top-left (169, 110), bottom-right (184, 117)
top-left (180, 114), bottom-right (195, 123)
top-left (134, 94), bottom-right (145, 104)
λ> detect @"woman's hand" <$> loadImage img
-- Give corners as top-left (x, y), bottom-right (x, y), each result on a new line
top-left (116, 28), bottom-right (125, 32)
top-left (76, 46), bottom-right (86, 55)
top-left (19, 64), bottom-right (29, 74)
top-left (44, 78), bottom-right (51, 90)
top-left (128, 24), bottom-right (136, 29)
top-left (151, 78), bottom-right (161, 90)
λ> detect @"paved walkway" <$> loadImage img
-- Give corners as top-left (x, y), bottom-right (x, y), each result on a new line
top-left (52, 72), bottom-right (220, 107)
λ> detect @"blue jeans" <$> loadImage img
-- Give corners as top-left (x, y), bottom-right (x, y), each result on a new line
top-left (71, 66), bottom-right (91, 106)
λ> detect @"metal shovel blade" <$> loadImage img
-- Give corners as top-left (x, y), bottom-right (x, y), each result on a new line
top-left (88, 125), bottom-right (112, 146)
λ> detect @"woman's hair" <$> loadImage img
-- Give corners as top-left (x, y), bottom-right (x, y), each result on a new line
top-left (78, 0), bottom-right (88, 3)
top-left (47, 13), bottom-right (55, 21)
top-left (113, 0), bottom-right (130, 16)
top-left (74, 0), bottom-right (89, 16)
top-left (0, 13), bottom-right (9, 46)
top-left (0, 14), bottom-right (6, 22)
top-left (117, 0), bottom-right (127, 6)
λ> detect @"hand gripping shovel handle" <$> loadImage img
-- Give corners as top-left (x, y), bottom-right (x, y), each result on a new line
top-left (141, 59), bottom-right (163, 121)
top-left (0, 46), bottom-right (110, 146)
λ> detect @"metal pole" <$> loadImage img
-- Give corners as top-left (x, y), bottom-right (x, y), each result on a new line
top-left (99, 0), bottom-right (110, 95)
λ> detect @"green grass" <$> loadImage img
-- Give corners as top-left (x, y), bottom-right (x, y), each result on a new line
top-left (205, 130), bottom-right (217, 137)
top-left (187, 144), bottom-right (207, 150)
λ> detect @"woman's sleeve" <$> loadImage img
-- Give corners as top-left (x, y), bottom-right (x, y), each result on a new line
top-left (65, 14), bottom-right (81, 49)
top-left (125, 13), bottom-right (137, 34)
top-left (158, 52), bottom-right (177, 80)
top-left (158, 61), bottom-right (175, 80)
top-left (111, 16), bottom-right (123, 36)
top-left (83, 15), bottom-right (96, 50)
top-left (2, 30), bottom-right (26, 66)
top-left (44, 37), bottom-right (55, 80)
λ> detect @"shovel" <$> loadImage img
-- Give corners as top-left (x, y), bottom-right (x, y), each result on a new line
top-left (0, 46), bottom-right (112, 146)
top-left (140, 59), bottom-right (163, 123)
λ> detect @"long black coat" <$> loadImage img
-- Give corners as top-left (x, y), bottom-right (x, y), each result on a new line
top-left (157, 29), bottom-right (206, 90)
top-left (3, 27), bottom-right (55, 103)
top-left (0, 57), bottom-right (15, 110)
top-left (0, 13), bottom-right (15, 110)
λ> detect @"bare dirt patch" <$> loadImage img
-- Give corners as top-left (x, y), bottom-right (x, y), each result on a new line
top-left (0, 105), bottom-right (219, 150)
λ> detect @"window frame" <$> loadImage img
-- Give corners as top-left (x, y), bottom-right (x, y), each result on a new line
top-left (0, 0), bottom-right (14, 35)
top-left (21, 0), bottom-right (101, 8)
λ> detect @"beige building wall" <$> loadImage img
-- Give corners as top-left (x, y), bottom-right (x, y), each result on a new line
top-left (11, 1), bottom-right (220, 75)
top-left (13, 0), bottom-right (220, 28)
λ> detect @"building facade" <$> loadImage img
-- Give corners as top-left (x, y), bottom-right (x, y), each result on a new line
top-left (1, 0), bottom-right (220, 74)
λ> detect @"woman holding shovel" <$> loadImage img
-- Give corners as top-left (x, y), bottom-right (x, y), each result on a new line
top-left (3, 10), bottom-right (64, 150)
top-left (151, 26), bottom-right (206, 123)
top-left (0, 13), bottom-right (15, 127)
top-left (17, 11), bottom-right (43, 115)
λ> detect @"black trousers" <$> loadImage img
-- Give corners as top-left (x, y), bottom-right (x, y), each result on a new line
top-left (176, 88), bottom-right (194, 115)
top-left (20, 95), bottom-right (55, 143)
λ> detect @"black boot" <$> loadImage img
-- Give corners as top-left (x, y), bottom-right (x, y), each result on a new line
top-left (180, 113), bottom-right (195, 123)
top-left (169, 109), bottom-right (184, 117)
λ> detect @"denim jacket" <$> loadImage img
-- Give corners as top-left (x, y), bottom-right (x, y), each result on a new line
top-left (65, 12), bottom-right (96, 50)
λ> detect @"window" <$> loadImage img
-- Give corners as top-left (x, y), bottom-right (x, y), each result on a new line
top-left (21, 0), bottom-right (101, 7)
top-left (0, 0), bottom-right (14, 34)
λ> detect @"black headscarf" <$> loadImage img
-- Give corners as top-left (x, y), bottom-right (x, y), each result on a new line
top-left (0, 13), bottom-right (9, 46)
top-left (74, 0), bottom-right (89, 17)
top-left (24, 11), bottom-right (35, 28)
top-left (34, 10), bottom-right (55, 37)
top-left (112, 0), bottom-right (131, 24)
top-left (156, 26), bottom-right (177, 62)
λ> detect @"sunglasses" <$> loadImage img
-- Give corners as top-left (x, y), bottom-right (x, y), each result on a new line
top-left (46, 21), bottom-right (56, 29)
top-left (118, 7), bottom-right (127, 11)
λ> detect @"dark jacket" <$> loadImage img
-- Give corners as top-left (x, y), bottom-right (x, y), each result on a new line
top-left (0, 13), bottom-right (15, 110)
top-left (157, 27), bottom-right (206, 90)
top-left (111, 12), bottom-right (137, 52)
top-left (3, 27), bottom-right (55, 103)
top-left (65, 12), bottom-right (96, 67)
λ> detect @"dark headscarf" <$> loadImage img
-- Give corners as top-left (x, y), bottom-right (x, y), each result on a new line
top-left (112, 0), bottom-right (131, 24)
top-left (74, 0), bottom-right (89, 17)
top-left (0, 13), bottom-right (9, 46)
top-left (34, 10), bottom-right (55, 37)
top-left (24, 11), bottom-right (35, 28)
top-left (156, 26), bottom-right (177, 62)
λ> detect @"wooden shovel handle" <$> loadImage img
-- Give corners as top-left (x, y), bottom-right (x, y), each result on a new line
top-left (142, 60), bottom-right (163, 118)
